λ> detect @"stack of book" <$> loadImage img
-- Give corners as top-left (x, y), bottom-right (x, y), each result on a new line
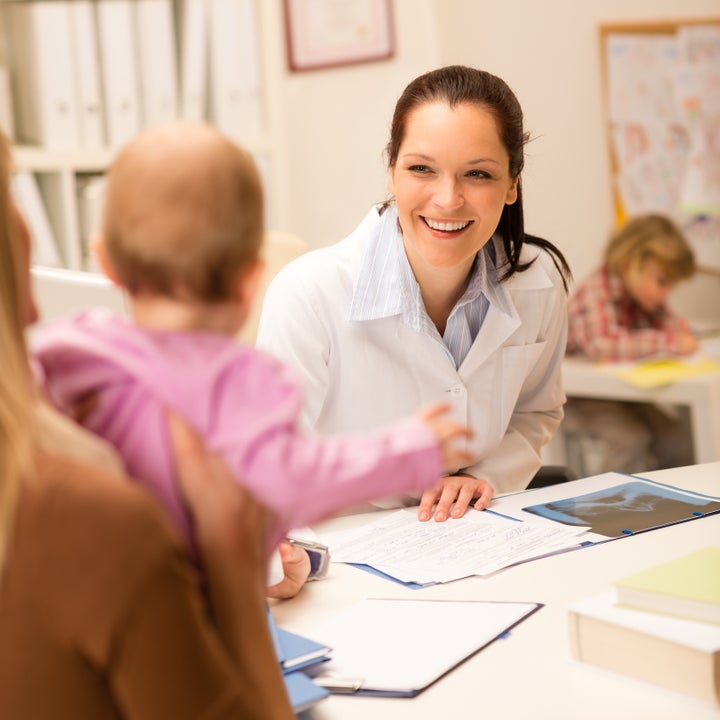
top-left (568, 547), bottom-right (720, 706)
top-left (268, 612), bottom-right (331, 713)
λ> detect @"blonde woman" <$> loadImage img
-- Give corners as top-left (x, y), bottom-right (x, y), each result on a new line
top-left (0, 133), bottom-right (293, 719)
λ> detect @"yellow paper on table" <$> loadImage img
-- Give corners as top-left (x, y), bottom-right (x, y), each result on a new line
top-left (614, 358), bottom-right (720, 389)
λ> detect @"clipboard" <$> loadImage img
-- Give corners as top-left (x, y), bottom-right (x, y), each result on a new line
top-left (305, 598), bottom-right (541, 697)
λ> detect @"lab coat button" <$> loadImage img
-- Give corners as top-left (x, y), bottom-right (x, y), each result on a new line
top-left (450, 384), bottom-right (465, 397)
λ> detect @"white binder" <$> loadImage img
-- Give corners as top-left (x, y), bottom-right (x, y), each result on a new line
top-left (179, 0), bottom-right (209, 121)
top-left (134, 0), bottom-right (179, 127)
top-left (11, 171), bottom-right (63, 268)
top-left (68, 1), bottom-right (105, 148)
top-left (208, 0), bottom-right (263, 141)
top-left (5, 2), bottom-right (80, 149)
top-left (96, 0), bottom-right (141, 148)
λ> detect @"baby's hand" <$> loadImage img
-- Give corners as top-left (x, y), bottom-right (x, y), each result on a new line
top-left (418, 403), bottom-right (473, 474)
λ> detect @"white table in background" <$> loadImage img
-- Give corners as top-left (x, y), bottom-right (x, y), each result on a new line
top-left (551, 357), bottom-right (720, 465)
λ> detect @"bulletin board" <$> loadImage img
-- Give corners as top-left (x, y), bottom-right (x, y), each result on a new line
top-left (599, 18), bottom-right (720, 274)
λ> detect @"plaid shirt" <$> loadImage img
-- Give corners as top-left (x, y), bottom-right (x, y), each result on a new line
top-left (566, 265), bottom-right (687, 362)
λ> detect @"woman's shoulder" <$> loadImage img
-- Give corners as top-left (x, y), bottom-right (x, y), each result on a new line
top-left (30, 452), bottom-right (176, 553)
top-left (500, 235), bottom-right (566, 291)
top-left (270, 207), bottom-right (380, 288)
top-left (35, 401), bottom-right (125, 476)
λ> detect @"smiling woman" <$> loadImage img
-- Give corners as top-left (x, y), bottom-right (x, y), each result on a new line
top-left (257, 65), bottom-right (571, 523)
top-left (387, 101), bottom-right (520, 333)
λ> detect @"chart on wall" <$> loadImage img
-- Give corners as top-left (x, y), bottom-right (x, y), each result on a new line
top-left (599, 19), bottom-right (720, 274)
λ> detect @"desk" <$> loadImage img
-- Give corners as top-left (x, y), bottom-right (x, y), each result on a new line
top-left (554, 357), bottom-right (720, 465)
top-left (271, 462), bottom-right (720, 720)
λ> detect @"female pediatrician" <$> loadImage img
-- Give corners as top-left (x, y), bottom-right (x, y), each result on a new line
top-left (257, 66), bottom-right (571, 523)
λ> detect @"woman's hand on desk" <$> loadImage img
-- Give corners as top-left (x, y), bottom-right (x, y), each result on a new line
top-left (418, 473), bottom-right (494, 522)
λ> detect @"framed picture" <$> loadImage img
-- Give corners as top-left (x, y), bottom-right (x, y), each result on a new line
top-left (283, 0), bottom-right (395, 72)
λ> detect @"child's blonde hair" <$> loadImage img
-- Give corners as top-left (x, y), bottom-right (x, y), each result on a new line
top-left (605, 213), bottom-right (696, 282)
top-left (102, 123), bottom-right (264, 303)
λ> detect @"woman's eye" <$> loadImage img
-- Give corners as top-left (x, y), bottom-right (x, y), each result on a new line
top-left (467, 169), bottom-right (490, 179)
top-left (408, 164), bottom-right (431, 174)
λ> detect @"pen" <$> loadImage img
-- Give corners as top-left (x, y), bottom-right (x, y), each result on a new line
top-left (312, 675), bottom-right (364, 693)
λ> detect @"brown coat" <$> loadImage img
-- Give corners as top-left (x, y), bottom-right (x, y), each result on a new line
top-left (0, 453), bottom-right (248, 719)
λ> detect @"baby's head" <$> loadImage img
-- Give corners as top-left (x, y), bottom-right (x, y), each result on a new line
top-left (605, 214), bottom-right (696, 313)
top-left (98, 122), bottom-right (264, 305)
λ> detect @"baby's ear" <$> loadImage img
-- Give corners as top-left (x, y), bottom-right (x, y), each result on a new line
top-left (93, 235), bottom-right (121, 286)
top-left (234, 256), bottom-right (266, 310)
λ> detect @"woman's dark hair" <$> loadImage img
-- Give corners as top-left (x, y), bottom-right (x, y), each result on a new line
top-left (385, 65), bottom-right (571, 290)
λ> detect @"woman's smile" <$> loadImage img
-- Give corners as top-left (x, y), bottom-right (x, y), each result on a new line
top-left (422, 217), bottom-right (473, 233)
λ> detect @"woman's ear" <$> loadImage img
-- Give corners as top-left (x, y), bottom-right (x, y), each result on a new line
top-left (505, 177), bottom-right (519, 205)
top-left (92, 235), bottom-right (121, 286)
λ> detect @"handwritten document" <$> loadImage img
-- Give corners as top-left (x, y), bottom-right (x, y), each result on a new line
top-left (320, 509), bottom-right (588, 586)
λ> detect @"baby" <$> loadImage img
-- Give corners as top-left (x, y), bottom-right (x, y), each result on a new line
top-left (33, 123), bottom-right (471, 559)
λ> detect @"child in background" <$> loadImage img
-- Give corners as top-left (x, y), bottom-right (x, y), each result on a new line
top-left (32, 123), bottom-right (472, 566)
top-left (564, 213), bottom-right (698, 474)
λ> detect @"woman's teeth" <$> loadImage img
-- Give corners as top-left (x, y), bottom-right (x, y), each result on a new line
top-left (424, 218), bottom-right (470, 232)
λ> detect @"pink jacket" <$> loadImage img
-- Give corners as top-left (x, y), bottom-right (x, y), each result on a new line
top-left (32, 312), bottom-right (442, 551)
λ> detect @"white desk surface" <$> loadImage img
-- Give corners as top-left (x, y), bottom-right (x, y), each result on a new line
top-left (561, 357), bottom-right (720, 464)
top-left (272, 463), bottom-right (720, 720)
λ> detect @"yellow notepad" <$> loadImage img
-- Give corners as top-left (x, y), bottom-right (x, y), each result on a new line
top-left (613, 547), bottom-right (720, 625)
top-left (613, 358), bottom-right (720, 389)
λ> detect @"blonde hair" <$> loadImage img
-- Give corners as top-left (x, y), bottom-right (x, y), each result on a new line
top-left (0, 131), bottom-right (35, 574)
top-left (102, 123), bottom-right (264, 303)
top-left (605, 213), bottom-right (696, 282)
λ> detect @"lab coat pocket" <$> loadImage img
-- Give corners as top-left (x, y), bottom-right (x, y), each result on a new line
top-left (497, 342), bottom-right (547, 427)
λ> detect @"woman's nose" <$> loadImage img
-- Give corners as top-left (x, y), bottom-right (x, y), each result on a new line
top-left (433, 177), bottom-right (464, 209)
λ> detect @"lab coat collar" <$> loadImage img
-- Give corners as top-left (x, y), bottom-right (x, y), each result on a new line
top-left (349, 205), bottom-right (516, 328)
top-left (349, 206), bottom-right (405, 322)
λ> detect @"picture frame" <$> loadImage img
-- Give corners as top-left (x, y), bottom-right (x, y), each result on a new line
top-left (283, 0), bottom-right (395, 72)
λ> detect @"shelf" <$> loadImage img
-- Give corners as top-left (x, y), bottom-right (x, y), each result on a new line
top-left (13, 145), bottom-right (114, 172)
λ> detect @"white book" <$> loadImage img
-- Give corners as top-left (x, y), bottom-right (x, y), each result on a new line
top-left (569, 592), bottom-right (720, 705)
top-left (68, 1), bottom-right (105, 148)
top-left (179, 0), bottom-right (208, 121)
top-left (5, 2), bottom-right (80, 148)
top-left (96, 0), bottom-right (141, 148)
top-left (134, 0), bottom-right (179, 127)
top-left (208, 0), bottom-right (263, 141)
top-left (11, 171), bottom-right (62, 268)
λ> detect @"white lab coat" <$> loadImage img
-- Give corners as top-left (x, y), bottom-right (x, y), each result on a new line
top-left (257, 207), bottom-right (567, 495)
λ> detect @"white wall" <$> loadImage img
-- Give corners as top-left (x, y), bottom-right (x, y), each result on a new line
top-left (433, 0), bottom-right (720, 320)
top-left (274, 0), bottom-right (440, 249)
top-left (271, 0), bottom-right (719, 323)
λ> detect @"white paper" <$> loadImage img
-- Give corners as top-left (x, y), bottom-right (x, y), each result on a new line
top-left (320, 508), bottom-right (588, 585)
